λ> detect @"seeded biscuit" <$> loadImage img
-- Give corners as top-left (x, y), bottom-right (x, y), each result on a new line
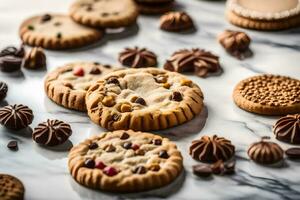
top-left (233, 74), bottom-right (300, 115)
top-left (0, 174), bottom-right (24, 200)
top-left (19, 14), bottom-right (103, 50)
top-left (68, 130), bottom-right (183, 192)
top-left (86, 68), bottom-right (204, 131)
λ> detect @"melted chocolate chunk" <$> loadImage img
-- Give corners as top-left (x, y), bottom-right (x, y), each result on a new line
top-left (89, 67), bottom-right (101, 75)
top-left (89, 142), bottom-right (98, 150)
top-left (132, 166), bottom-right (147, 174)
top-left (159, 150), bottom-right (169, 159)
top-left (123, 142), bottom-right (132, 149)
top-left (134, 97), bottom-right (146, 106)
top-left (85, 159), bottom-right (95, 169)
top-left (153, 139), bottom-right (162, 145)
top-left (170, 91), bottom-right (183, 101)
top-left (120, 132), bottom-right (130, 140)
top-left (41, 14), bottom-right (52, 22)
top-left (107, 77), bottom-right (120, 85)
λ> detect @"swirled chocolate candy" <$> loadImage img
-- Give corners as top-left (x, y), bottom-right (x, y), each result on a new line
top-left (0, 45), bottom-right (25, 72)
top-left (164, 48), bottom-right (220, 77)
top-left (32, 119), bottom-right (72, 146)
top-left (248, 137), bottom-right (283, 165)
top-left (0, 104), bottom-right (33, 130)
top-left (273, 114), bottom-right (300, 144)
top-left (160, 11), bottom-right (194, 32)
top-left (218, 30), bottom-right (251, 59)
top-left (189, 135), bottom-right (235, 163)
top-left (23, 47), bottom-right (46, 69)
top-left (119, 47), bottom-right (157, 68)
top-left (0, 81), bottom-right (8, 101)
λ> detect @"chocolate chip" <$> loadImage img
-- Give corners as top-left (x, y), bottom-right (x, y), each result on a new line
top-left (101, 12), bottom-right (109, 17)
top-left (170, 91), bottom-right (183, 101)
top-left (27, 25), bottom-right (34, 30)
top-left (112, 114), bottom-right (120, 121)
top-left (7, 140), bottom-right (18, 151)
top-left (56, 32), bottom-right (62, 39)
top-left (192, 164), bottom-right (212, 177)
top-left (134, 97), bottom-right (146, 106)
top-left (89, 67), bottom-right (101, 75)
top-left (41, 14), bottom-right (52, 22)
top-left (286, 148), bottom-right (300, 159)
top-left (123, 142), bottom-right (132, 149)
top-left (107, 77), bottom-right (119, 85)
top-left (89, 142), bottom-right (98, 150)
top-left (94, 62), bottom-right (100, 65)
top-left (132, 166), bottom-right (147, 174)
top-left (211, 160), bottom-right (224, 175)
top-left (120, 132), bottom-right (129, 140)
top-left (152, 139), bottom-right (162, 145)
top-left (159, 150), bottom-right (169, 159)
top-left (105, 144), bottom-right (116, 152)
top-left (103, 64), bottom-right (111, 68)
top-left (85, 159), bottom-right (95, 168)
top-left (54, 22), bottom-right (61, 26)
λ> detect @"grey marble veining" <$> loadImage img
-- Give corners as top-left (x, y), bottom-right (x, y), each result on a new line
top-left (0, 0), bottom-right (300, 199)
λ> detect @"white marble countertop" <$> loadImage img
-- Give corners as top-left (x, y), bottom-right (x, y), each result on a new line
top-left (1, 0), bottom-right (300, 199)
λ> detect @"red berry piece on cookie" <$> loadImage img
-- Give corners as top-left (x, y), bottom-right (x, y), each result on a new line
top-left (73, 67), bottom-right (84, 76)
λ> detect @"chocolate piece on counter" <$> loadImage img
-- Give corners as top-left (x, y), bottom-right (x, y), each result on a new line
top-left (32, 119), bottom-right (72, 146)
top-left (7, 140), bottom-right (18, 151)
top-left (189, 135), bottom-right (235, 163)
top-left (218, 30), bottom-right (251, 59)
top-left (192, 164), bottom-right (212, 178)
top-left (285, 148), bottom-right (300, 159)
top-left (273, 114), bottom-right (300, 144)
top-left (0, 104), bottom-right (33, 130)
top-left (160, 11), bottom-right (194, 32)
top-left (119, 47), bottom-right (157, 68)
top-left (23, 47), bottom-right (46, 69)
top-left (211, 160), bottom-right (225, 175)
top-left (0, 81), bottom-right (8, 101)
top-left (247, 137), bottom-right (284, 165)
top-left (0, 45), bottom-right (25, 72)
top-left (164, 48), bottom-right (220, 77)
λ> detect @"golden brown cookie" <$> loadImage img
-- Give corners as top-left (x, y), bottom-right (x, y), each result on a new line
top-left (233, 74), bottom-right (300, 115)
top-left (68, 130), bottom-right (183, 192)
top-left (226, 0), bottom-right (300, 30)
top-left (19, 14), bottom-right (103, 50)
top-left (45, 62), bottom-right (117, 111)
top-left (69, 0), bottom-right (139, 28)
top-left (0, 174), bottom-right (24, 200)
top-left (86, 68), bottom-right (204, 131)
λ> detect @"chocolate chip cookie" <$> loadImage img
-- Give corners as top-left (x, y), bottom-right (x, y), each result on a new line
top-left (0, 174), bottom-right (24, 200)
top-left (86, 68), bottom-right (204, 131)
top-left (68, 130), bottom-right (183, 192)
top-left (19, 14), bottom-right (103, 49)
top-left (233, 74), bottom-right (300, 115)
top-left (69, 0), bottom-right (139, 28)
top-left (45, 62), bottom-right (117, 111)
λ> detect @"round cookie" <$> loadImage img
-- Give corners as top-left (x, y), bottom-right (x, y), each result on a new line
top-left (233, 74), bottom-right (300, 115)
top-left (68, 130), bottom-right (183, 192)
top-left (0, 174), bottom-right (24, 200)
top-left (45, 62), bottom-right (117, 111)
top-left (19, 14), bottom-right (103, 50)
top-left (69, 0), bottom-right (139, 28)
top-left (86, 68), bottom-right (204, 131)
top-left (226, 0), bottom-right (300, 30)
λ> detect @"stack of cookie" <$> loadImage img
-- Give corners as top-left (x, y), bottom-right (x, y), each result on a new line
top-left (135, 0), bottom-right (175, 15)
top-left (19, 0), bottom-right (139, 50)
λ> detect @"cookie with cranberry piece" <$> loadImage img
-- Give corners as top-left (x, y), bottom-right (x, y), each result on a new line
top-left (19, 14), bottom-right (103, 49)
top-left (69, 0), bottom-right (138, 28)
top-left (68, 130), bottom-right (183, 192)
top-left (85, 68), bottom-right (204, 131)
top-left (233, 74), bottom-right (300, 115)
top-left (44, 62), bottom-right (117, 111)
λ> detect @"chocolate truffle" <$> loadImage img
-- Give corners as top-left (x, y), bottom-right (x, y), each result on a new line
top-left (32, 119), bottom-right (72, 146)
top-left (164, 48), bottom-right (220, 77)
top-left (0, 81), bottom-right (8, 101)
top-left (160, 11), bottom-right (194, 32)
top-left (0, 104), bottom-right (33, 130)
top-left (248, 137), bottom-right (283, 165)
top-left (119, 47), bottom-right (157, 68)
top-left (23, 47), bottom-right (46, 69)
top-left (0, 45), bottom-right (25, 72)
top-left (189, 135), bottom-right (235, 163)
top-left (218, 30), bottom-right (251, 59)
top-left (273, 114), bottom-right (300, 144)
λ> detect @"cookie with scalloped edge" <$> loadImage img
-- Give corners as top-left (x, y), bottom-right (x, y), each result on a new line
top-left (19, 14), bottom-right (103, 50)
top-left (68, 130), bottom-right (183, 192)
top-left (69, 0), bottom-right (139, 28)
top-left (45, 62), bottom-right (117, 111)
